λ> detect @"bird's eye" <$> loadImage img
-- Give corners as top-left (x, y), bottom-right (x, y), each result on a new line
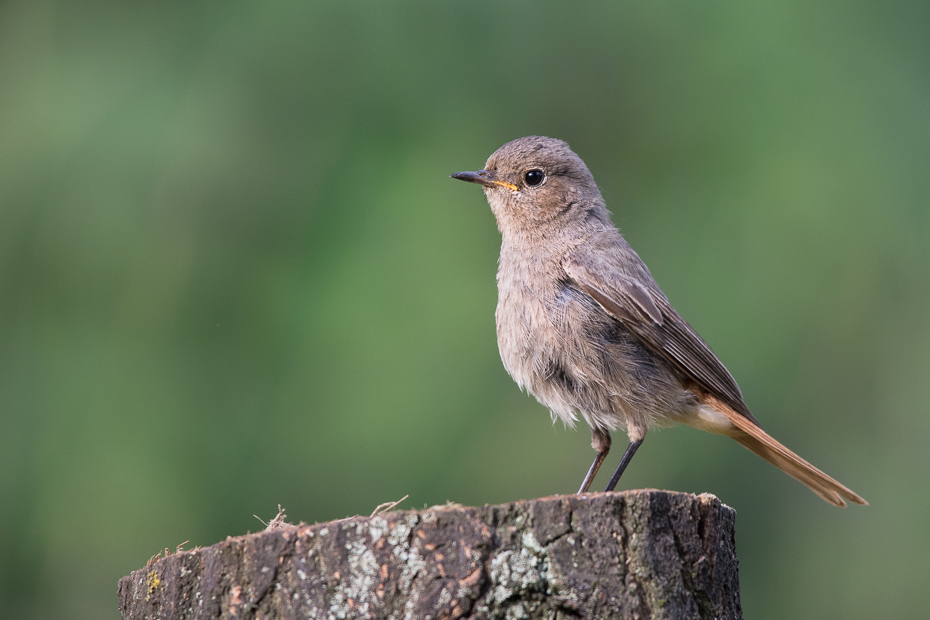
top-left (524, 169), bottom-right (544, 186)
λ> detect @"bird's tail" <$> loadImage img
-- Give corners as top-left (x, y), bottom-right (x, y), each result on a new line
top-left (721, 407), bottom-right (867, 507)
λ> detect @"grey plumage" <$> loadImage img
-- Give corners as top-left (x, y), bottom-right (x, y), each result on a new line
top-left (452, 136), bottom-right (866, 507)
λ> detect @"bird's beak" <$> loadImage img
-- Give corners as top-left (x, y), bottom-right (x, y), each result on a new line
top-left (450, 170), bottom-right (519, 192)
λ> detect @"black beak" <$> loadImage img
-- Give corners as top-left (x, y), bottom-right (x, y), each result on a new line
top-left (450, 170), bottom-right (518, 192)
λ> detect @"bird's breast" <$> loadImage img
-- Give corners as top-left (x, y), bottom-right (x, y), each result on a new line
top-left (495, 246), bottom-right (557, 374)
top-left (493, 241), bottom-right (694, 432)
top-left (494, 244), bottom-right (589, 416)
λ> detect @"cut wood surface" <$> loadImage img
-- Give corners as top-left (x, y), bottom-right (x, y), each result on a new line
top-left (118, 490), bottom-right (741, 620)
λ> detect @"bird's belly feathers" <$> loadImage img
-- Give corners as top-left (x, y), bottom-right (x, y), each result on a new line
top-left (495, 273), bottom-right (698, 436)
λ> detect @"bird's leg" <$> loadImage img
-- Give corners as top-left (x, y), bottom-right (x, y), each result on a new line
top-left (577, 428), bottom-right (611, 494)
top-left (604, 438), bottom-right (644, 492)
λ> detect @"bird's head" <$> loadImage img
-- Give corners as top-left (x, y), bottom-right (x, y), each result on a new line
top-left (452, 136), bottom-right (611, 240)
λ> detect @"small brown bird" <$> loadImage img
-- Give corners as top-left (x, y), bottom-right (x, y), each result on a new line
top-left (452, 136), bottom-right (866, 507)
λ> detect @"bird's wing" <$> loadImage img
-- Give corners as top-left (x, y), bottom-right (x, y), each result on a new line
top-left (564, 240), bottom-right (759, 425)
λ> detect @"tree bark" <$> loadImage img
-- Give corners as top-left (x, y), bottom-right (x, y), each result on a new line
top-left (118, 490), bottom-right (741, 620)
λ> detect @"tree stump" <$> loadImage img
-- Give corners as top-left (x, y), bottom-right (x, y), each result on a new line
top-left (118, 490), bottom-right (741, 619)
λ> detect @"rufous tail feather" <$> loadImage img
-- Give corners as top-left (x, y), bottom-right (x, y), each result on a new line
top-left (721, 407), bottom-right (867, 507)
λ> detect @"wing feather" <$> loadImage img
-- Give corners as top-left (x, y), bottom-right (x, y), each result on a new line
top-left (565, 240), bottom-right (759, 425)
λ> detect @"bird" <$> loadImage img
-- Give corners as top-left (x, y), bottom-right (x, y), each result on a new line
top-left (451, 136), bottom-right (866, 507)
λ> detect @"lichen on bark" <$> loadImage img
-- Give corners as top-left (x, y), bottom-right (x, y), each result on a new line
top-left (118, 490), bottom-right (741, 620)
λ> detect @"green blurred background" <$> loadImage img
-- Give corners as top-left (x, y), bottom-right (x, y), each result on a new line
top-left (1, 0), bottom-right (928, 617)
